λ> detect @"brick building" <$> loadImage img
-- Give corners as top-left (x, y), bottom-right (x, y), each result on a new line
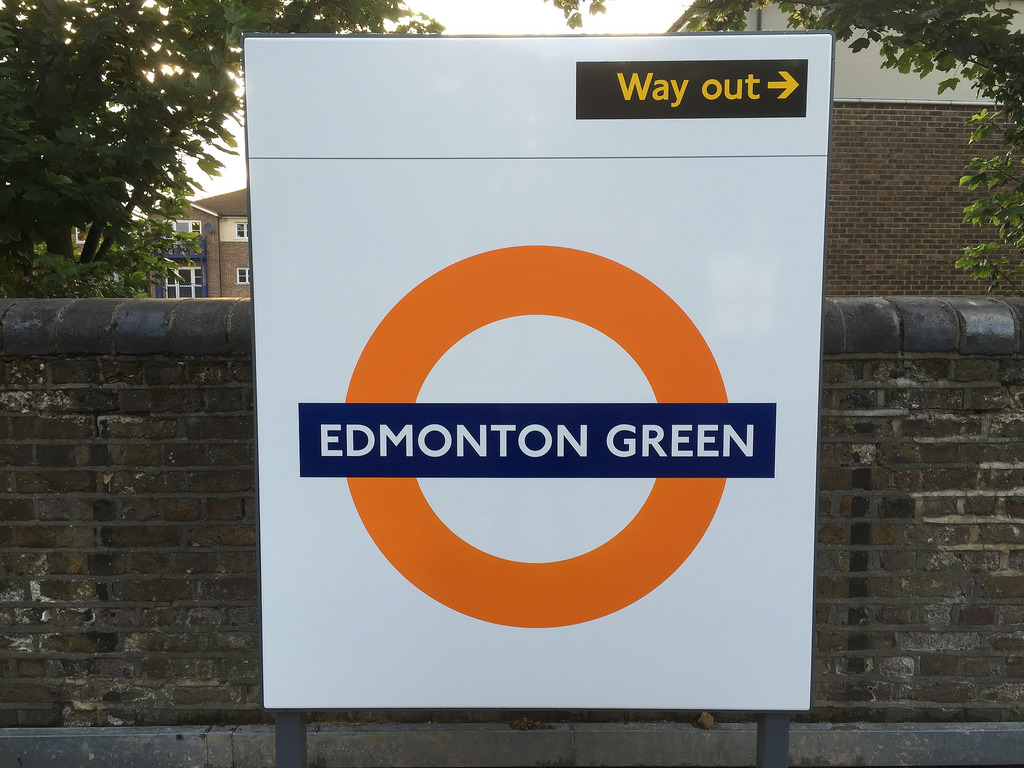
top-left (826, 101), bottom-right (1000, 296)
top-left (750, 3), bottom-right (1020, 296)
top-left (189, 189), bottom-right (251, 299)
top-left (156, 189), bottom-right (252, 299)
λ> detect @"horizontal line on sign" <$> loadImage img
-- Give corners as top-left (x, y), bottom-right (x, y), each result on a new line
top-left (248, 154), bottom-right (828, 161)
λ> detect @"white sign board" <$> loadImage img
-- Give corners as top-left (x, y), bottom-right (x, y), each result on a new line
top-left (245, 32), bottom-right (833, 711)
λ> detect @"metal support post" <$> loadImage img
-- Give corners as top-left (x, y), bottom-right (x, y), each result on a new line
top-left (756, 712), bottom-right (790, 768)
top-left (275, 711), bottom-right (307, 768)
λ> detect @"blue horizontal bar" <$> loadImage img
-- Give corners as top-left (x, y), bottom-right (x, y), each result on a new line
top-left (298, 403), bottom-right (775, 479)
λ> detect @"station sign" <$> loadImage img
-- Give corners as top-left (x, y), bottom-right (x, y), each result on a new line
top-left (245, 32), bottom-right (833, 711)
top-left (576, 59), bottom-right (808, 118)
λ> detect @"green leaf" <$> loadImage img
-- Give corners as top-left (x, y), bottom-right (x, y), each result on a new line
top-left (0, 0), bottom-right (442, 297)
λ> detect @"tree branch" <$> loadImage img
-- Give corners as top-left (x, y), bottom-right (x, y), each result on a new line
top-left (79, 224), bottom-right (103, 264)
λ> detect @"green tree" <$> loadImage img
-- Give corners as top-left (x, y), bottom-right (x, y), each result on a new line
top-left (543, 0), bottom-right (608, 29)
top-left (675, 0), bottom-right (1024, 292)
top-left (0, 0), bottom-right (441, 297)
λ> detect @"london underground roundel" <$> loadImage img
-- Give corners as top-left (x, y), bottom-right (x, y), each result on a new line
top-left (298, 245), bottom-right (778, 627)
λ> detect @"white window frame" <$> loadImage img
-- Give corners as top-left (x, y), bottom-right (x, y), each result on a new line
top-left (235, 221), bottom-right (250, 240)
top-left (237, 267), bottom-right (251, 285)
top-left (175, 220), bottom-right (202, 234)
top-left (163, 266), bottom-right (203, 299)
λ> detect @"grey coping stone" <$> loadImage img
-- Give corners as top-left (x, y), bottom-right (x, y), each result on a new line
top-left (834, 298), bottom-right (901, 353)
top-left (0, 298), bottom-right (21, 319)
top-left (221, 726), bottom-right (274, 768)
top-left (309, 723), bottom-right (575, 768)
top-left (571, 722), bottom-right (753, 766)
top-left (2, 297), bottom-right (1024, 358)
top-left (0, 725), bottom-right (211, 768)
top-left (822, 299), bottom-right (844, 354)
top-left (114, 300), bottom-right (179, 354)
top-left (948, 298), bottom-right (1019, 355)
top-left (890, 297), bottom-right (959, 353)
top-left (203, 727), bottom-right (236, 768)
top-left (1, 299), bottom-right (74, 356)
top-left (790, 722), bottom-right (1024, 767)
top-left (3, 722), bottom-right (1024, 767)
top-left (227, 299), bottom-right (254, 356)
top-left (998, 296), bottom-right (1024, 332)
top-left (167, 299), bottom-right (234, 356)
top-left (54, 298), bottom-right (125, 355)
top-left (0, 298), bottom-right (22, 355)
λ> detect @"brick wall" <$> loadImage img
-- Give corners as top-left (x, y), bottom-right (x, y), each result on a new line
top-left (827, 102), bottom-right (1005, 296)
top-left (2, 298), bottom-right (1024, 727)
top-left (215, 242), bottom-right (252, 300)
top-left (0, 299), bottom-right (258, 727)
top-left (816, 297), bottom-right (1024, 721)
top-left (184, 207), bottom-right (252, 300)
top-left (190, 208), bottom-right (222, 297)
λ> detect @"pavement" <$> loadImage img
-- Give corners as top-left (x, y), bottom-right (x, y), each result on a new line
top-left (2, 721), bottom-right (1024, 767)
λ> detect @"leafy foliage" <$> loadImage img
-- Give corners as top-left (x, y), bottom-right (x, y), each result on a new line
top-left (0, 0), bottom-right (441, 298)
top-left (543, 0), bottom-right (608, 29)
top-left (679, 0), bottom-right (1024, 292)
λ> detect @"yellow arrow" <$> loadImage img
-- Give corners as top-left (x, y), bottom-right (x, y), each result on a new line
top-left (767, 70), bottom-right (799, 99)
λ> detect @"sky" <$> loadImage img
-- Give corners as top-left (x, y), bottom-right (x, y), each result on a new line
top-left (188, 0), bottom-right (689, 199)
top-left (414, 0), bottom-right (685, 36)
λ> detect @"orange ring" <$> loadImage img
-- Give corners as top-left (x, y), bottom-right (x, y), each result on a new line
top-left (346, 246), bottom-right (727, 627)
